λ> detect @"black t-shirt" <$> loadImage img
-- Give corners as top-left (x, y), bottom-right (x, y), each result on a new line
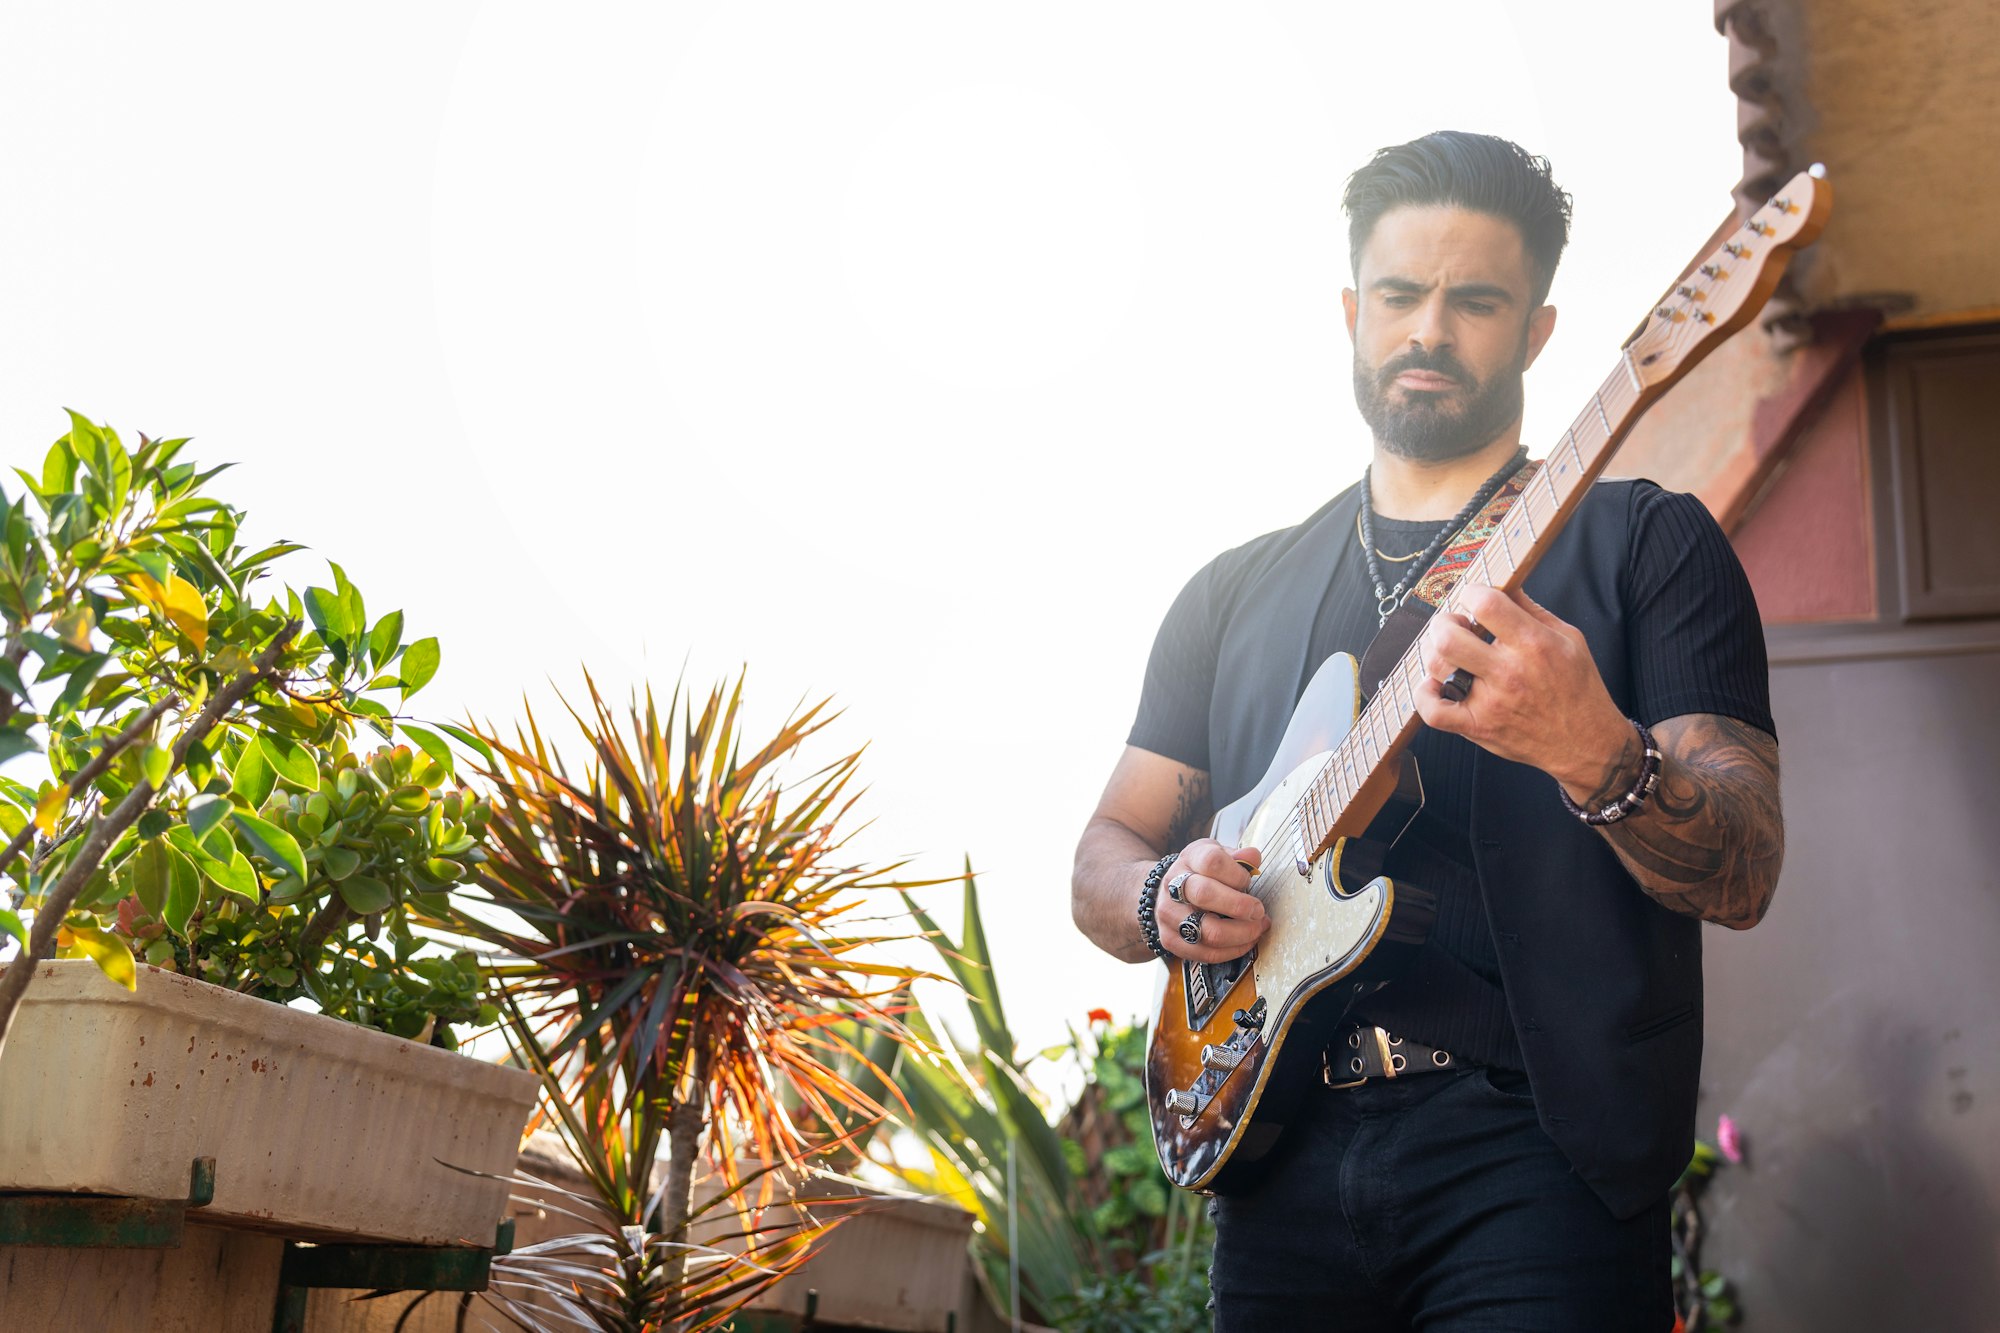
top-left (1126, 479), bottom-right (1774, 1067)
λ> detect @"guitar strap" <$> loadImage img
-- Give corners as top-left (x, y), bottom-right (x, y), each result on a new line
top-left (1357, 459), bottom-right (1543, 701)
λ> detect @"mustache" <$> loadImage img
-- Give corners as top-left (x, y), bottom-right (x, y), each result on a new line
top-left (1377, 347), bottom-right (1472, 389)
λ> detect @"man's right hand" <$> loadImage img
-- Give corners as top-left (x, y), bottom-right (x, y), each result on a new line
top-left (1151, 839), bottom-right (1268, 964)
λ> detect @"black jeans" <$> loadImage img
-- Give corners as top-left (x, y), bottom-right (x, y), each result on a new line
top-left (1207, 1064), bottom-right (1673, 1331)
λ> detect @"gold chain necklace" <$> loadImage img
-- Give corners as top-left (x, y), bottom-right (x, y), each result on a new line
top-left (1354, 508), bottom-right (1426, 562)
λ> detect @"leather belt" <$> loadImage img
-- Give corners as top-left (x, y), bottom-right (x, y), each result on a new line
top-left (1323, 1023), bottom-right (1456, 1088)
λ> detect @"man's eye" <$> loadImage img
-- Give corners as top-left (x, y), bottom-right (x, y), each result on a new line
top-left (1383, 295), bottom-right (1416, 308)
top-left (1462, 302), bottom-right (1495, 316)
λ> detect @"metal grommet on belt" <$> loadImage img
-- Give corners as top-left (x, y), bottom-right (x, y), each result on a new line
top-left (1323, 1024), bottom-right (1457, 1086)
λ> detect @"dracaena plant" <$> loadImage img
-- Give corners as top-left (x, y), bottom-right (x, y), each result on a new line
top-left (431, 671), bottom-right (944, 1329)
top-left (0, 412), bottom-right (498, 1057)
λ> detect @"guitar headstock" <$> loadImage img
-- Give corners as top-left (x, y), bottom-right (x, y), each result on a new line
top-left (1623, 166), bottom-right (1834, 390)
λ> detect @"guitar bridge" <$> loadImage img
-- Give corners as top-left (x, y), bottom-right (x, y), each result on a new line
top-left (1183, 952), bottom-right (1253, 1031)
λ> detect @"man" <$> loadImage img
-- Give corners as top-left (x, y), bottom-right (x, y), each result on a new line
top-left (1069, 131), bottom-right (1784, 1329)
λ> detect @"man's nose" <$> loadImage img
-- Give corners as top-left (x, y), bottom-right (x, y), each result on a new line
top-left (1408, 294), bottom-right (1454, 352)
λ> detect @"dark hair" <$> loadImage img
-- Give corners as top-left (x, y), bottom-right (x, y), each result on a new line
top-left (1342, 131), bottom-right (1573, 307)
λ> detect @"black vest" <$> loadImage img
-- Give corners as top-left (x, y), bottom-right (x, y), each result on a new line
top-left (1207, 479), bottom-right (1701, 1221)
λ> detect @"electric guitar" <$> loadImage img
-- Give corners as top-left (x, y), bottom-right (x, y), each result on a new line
top-left (1145, 168), bottom-right (1833, 1194)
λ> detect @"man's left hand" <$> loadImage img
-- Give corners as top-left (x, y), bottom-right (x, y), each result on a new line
top-left (1410, 583), bottom-right (1632, 802)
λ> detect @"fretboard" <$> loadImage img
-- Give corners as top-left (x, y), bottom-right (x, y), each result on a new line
top-left (1296, 356), bottom-right (1647, 858)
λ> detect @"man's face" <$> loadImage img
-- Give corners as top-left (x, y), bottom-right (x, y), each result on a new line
top-left (1341, 205), bottom-right (1557, 463)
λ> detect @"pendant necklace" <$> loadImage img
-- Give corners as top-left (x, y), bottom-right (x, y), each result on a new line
top-left (1359, 446), bottom-right (1528, 627)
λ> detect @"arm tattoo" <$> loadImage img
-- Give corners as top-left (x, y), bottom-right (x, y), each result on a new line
top-left (1592, 714), bottom-right (1784, 930)
top-left (1165, 770), bottom-right (1213, 851)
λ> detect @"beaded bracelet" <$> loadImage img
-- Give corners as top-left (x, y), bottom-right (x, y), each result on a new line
top-left (1557, 718), bottom-right (1663, 825)
top-left (1138, 851), bottom-right (1179, 961)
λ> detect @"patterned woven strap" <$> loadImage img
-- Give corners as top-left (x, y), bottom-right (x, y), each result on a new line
top-left (1408, 460), bottom-right (1543, 609)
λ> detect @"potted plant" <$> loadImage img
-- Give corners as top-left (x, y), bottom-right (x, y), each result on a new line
top-left (0, 414), bottom-right (537, 1248)
top-left (427, 671), bottom-right (957, 1332)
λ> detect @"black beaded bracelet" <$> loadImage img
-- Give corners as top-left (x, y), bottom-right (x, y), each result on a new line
top-left (1557, 718), bottom-right (1663, 825)
top-left (1138, 851), bottom-right (1179, 961)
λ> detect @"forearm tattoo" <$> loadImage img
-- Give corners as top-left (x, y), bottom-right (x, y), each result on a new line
top-left (1589, 714), bottom-right (1784, 929)
top-left (1165, 770), bottom-right (1213, 851)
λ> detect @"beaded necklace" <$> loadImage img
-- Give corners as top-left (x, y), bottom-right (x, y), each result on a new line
top-left (1358, 446), bottom-right (1529, 626)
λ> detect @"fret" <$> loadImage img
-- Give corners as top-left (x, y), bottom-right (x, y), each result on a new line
top-left (1493, 515), bottom-right (1515, 573)
top-left (1593, 390), bottom-right (1612, 439)
top-left (1540, 462), bottom-right (1564, 514)
top-left (1621, 346), bottom-right (1644, 394)
top-left (1565, 431), bottom-right (1586, 483)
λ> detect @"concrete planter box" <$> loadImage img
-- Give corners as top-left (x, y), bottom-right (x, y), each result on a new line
top-left (0, 959), bottom-right (537, 1246)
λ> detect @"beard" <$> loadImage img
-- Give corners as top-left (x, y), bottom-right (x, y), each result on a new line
top-left (1352, 339), bottom-right (1528, 463)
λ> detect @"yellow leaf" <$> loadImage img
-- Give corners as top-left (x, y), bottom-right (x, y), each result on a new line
top-left (122, 572), bottom-right (169, 615)
top-left (159, 572), bottom-right (208, 654)
top-left (33, 781), bottom-right (70, 835)
top-left (119, 572), bottom-right (207, 653)
top-left (68, 924), bottom-right (138, 991)
top-left (50, 604), bottom-right (96, 652)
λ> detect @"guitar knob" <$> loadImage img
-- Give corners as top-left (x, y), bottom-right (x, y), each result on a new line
top-left (1232, 1006), bottom-right (1264, 1030)
top-left (1163, 1088), bottom-right (1200, 1115)
top-left (1200, 1044), bottom-right (1243, 1072)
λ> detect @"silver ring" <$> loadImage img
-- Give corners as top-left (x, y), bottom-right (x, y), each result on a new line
top-left (1166, 870), bottom-right (1193, 903)
top-left (1178, 910), bottom-right (1205, 945)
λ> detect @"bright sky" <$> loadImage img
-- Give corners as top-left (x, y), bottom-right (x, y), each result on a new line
top-left (0, 2), bottom-right (1740, 1068)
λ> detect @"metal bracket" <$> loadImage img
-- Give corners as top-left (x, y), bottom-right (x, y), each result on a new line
top-left (271, 1217), bottom-right (515, 1333)
top-left (0, 1156), bottom-right (215, 1249)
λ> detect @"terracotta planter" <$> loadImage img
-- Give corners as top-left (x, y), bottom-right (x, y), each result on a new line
top-left (0, 960), bottom-right (536, 1246)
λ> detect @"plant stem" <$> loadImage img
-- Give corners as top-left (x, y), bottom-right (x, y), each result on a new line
top-left (656, 1040), bottom-right (711, 1331)
top-left (0, 697), bottom-right (176, 891)
top-left (0, 622), bottom-right (297, 1059)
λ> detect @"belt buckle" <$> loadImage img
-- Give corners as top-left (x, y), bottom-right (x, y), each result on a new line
top-left (1322, 1024), bottom-right (1394, 1089)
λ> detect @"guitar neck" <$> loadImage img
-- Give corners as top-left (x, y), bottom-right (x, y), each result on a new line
top-left (1297, 358), bottom-right (1648, 858)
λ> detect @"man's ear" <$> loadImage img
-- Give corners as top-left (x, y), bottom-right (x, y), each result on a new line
top-left (1523, 304), bottom-right (1558, 370)
top-left (1341, 287), bottom-right (1359, 340)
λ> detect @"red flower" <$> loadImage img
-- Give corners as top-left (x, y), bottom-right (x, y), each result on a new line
top-left (1086, 1008), bottom-right (1112, 1025)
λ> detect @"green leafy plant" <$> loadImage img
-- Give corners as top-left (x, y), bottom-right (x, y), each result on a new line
top-left (847, 873), bottom-right (1217, 1330)
top-left (1672, 1126), bottom-right (1742, 1329)
top-left (0, 413), bottom-right (496, 1054)
top-left (878, 870), bottom-right (1101, 1326)
top-left (1048, 1017), bottom-right (1212, 1333)
top-left (433, 671), bottom-right (944, 1331)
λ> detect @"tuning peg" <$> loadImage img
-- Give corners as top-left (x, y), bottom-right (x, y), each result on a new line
top-left (1724, 242), bottom-right (1750, 258)
top-left (1700, 264), bottom-right (1722, 279)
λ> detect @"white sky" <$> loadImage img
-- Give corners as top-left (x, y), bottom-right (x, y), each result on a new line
top-left (0, 2), bottom-right (1741, 1065)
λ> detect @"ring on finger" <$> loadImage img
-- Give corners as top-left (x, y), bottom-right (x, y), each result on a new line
top-left (1178, 909), bottom-right (1205, 945)
top-left (1166, 870), bottom-right (1193, 903)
